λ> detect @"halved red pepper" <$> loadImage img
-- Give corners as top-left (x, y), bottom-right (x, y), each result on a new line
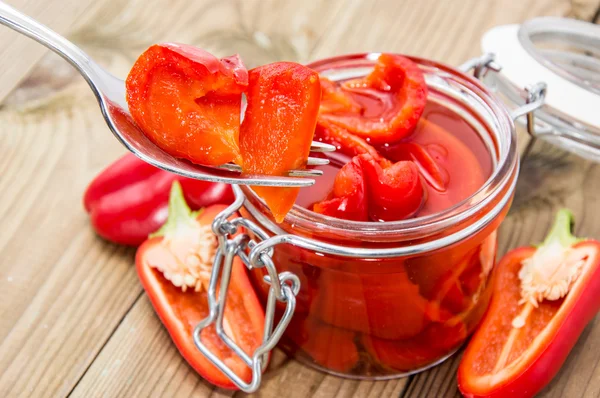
top-left (126, 43), bottom-right (248, 166)
top-left (84, 153), bottom-right (233, 246)
top-left (312, 156), bottom-right (368, 221)
top-left (458, 209), bottom-right (600, 398)
top-left (318, 54), bottom-right (427, 144)
top-left (136, 182), bottom-right (265, 389)
top-left (240, 62), bottom-right (320, 223)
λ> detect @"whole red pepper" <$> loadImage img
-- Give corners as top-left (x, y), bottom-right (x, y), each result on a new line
top-left (84, 153), bottom-right (234, 246)
top-left (458, 209), bottom-right (600, 398)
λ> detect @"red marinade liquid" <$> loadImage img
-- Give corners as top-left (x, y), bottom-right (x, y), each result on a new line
top-left (297, 101), bottom-right (492, 217)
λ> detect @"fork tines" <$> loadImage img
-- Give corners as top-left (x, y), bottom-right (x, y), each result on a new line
top-left (216, 141), bottom-right (335, 177)
top-left (310, 141), bottom-right (336, 153)
top-left (217, 156), bottom-right (328, 176)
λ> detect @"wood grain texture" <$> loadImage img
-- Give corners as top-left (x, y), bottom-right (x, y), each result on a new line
top-left (1, 0), bottom-right (599, 397)
top-left (0, 84), bottom-right (141, 397)
top-left (0, 0), bottom-right (104, 102)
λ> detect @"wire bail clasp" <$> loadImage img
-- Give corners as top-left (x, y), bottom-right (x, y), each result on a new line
top-left (459, 52), bottom-right (502, 79)
top-left (192, 185), bottom-right (300, 393)
top-left (510, 82), bottom-right (548, 136)
top-left (460, 53), bottom-right (548, 137)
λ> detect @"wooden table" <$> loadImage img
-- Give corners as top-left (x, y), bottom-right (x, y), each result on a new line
top-left (1, 0), bottom-right (599, 396)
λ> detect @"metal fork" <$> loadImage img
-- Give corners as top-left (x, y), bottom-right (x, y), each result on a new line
top-left (0, 1), bottom-right (334, 187)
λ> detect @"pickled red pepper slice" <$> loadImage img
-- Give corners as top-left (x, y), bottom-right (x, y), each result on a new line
top-left (381, 141), bottom-right (449, 192)
top-left (240, 62), bottom-right (321, 223)
top-left (286, 315), bottom-right (359, 373)
top-left (319, 77), bottom-right (361, 114)
top-left (363, 321), bottom-right (467, 372)
top-left (358, 154), bottom-right (424, 221)
top-left (318, 54), bottom-right (427, 144)
top-left (312, 157), bottom-right (368, 221)
top-left (313, 153), bottom-right (423, 222)
top-left (126, 43), bottom-right (248, 166)
top-left (458, 210), bottom-right (600, 398)
top-left (315, 267), bottom-right (431, 340)
top-left (315, 120), bottom-right (392, 167)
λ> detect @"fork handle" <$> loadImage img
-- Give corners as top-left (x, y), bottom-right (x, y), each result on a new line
top-left (0, 1), bottom-right (124, 106)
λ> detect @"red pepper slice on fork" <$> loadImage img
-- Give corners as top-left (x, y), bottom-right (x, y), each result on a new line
top-left (240, 62), bottom-right (320, 223)
top-left (136, 182), bottom-right (265, 389)
top-left (458, 209), bottom-right (600, 398)
top-left (126, 43), bottom-right (248, 166)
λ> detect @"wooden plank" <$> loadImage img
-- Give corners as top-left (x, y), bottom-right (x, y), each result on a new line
top-left (66, 0), bottom-right (584, 397)
top-left (568, 0), bottom-right (600, 19)
top-left (2, 0), bottom-right (597, 397)
top-left (0, 0), bottom-right (103, 102)
top-left (71, 294), bottom-right (409, 398)
top-left (0, 79), bottom-right (143, 397)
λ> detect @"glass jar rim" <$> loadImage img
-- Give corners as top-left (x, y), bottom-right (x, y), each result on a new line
top-left (243, 53), bottom-right (518, 243)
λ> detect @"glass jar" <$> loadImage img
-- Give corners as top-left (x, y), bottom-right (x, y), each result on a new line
top-left (239, 53), bottom-right (519, 379)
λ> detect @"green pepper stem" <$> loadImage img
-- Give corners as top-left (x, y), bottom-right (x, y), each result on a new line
top-left (539, 208), bottom-right (581, 249)
top-left (150, 181), bottom-right (200, 238)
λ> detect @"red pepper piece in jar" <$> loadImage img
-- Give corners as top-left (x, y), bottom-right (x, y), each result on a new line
top-left (458, 209), bottom-right (600, 398)
top-left (84, 153), bottom-right (234, 246)
top-left (313, 153), bottom-right (424, 222)
top-left (357, 154), bottom-right (424, 221)
top-left (312, 156), bottom-right (368, 221)
top-left (363, 320), bottom-right (467, 372)
top-left (285, 314), bottom-right (359, 373)
top-left (136, 182), bottom-right (265, 389)
top-left (314, 266), bottom-right (430, 340)
top-left (319, 77), bottom-right (361, 114)
top-left (380, 141), bottom-right (449, 192)
top-left (315, 120), bottom-right (392, 167)
top-left (318, 54), bottom-right (427, 144)
top-left (425, 247), bottom-right (484, 321)
top-left (240, 62), bottom-right (320, 223)
top-left (126, 43), bottom-right (248, 166)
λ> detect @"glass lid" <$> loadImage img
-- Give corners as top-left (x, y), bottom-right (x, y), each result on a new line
top-left (481, 17), bottom-right (600, 161)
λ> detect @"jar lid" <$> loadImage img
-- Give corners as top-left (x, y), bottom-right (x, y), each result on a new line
top-left (481, 17), bottom-right (600, 161)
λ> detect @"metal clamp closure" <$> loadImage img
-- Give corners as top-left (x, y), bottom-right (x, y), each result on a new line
top-left (192, 185), bottom-right (300, 393)
top-left (459, 52), bottom-right (502, 79)
top-left (510, 82), bottom-right (549, 136)
top-left (460, 53), bottom-right (548, 137)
